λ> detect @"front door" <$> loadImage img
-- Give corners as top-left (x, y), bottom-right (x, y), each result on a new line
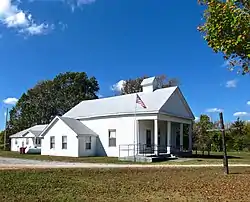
top-left (146, 129), bottom-right (153, 154)
top-left (146, 129), bottom-right (151, 148)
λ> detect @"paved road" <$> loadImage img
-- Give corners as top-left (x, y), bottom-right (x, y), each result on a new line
top-left (1, 157), bottom-right (250, 169)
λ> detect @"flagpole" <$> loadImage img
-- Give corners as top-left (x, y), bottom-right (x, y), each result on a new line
top-left (133, 94), bottom-right (138, 162)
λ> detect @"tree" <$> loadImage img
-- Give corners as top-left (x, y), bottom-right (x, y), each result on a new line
top-left (0, 131), bottom-right (4, 150)
top-left (198, 0), bottom-right (250, 74)
top-left (121, 75), bottom-right (179, 95)
top-left (227, 118), bottom-right (247, 151)
top-left (7, 72), bottom-right (99, 137)
top-left (193, 114), bottom-right (213, 155)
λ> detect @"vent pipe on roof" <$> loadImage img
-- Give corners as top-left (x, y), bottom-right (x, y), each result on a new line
top-left (141, 76), bottom-right (159, 93)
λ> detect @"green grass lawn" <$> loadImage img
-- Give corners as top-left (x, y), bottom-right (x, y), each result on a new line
top-left (161, 151), bottom-right (250, 165)
top-left (1, 167), bottom-right (250, 201)
top-left (0, 151), bottom-right (128, 164)
top-left (0, 150), bottom-right (250, 165)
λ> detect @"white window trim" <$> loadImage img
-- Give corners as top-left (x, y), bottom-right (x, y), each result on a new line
top-left (108, 129), bottom-right (116, 147)
top-left (50, 136), bottom-right (55, 149)
top-left (85, 136), bottom-right (92, 150)
top-left (62, 136), bottom-right (67, 150)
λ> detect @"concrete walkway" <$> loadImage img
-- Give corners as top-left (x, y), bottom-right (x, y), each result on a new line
top-left (0, 157), bottom-right (250, 169)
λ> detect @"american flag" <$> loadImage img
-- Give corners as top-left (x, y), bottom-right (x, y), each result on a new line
top-left (136, 94), bottom-right (146, 108)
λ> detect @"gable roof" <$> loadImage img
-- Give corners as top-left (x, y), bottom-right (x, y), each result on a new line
top-left (59, 117), bottom-right (97, 136)
top-left (39, 116), bottom-right (97, 137)
top-left (9, 125), bottom-right (48, 138)
top-left (63, 86), bottom-right (194, 120)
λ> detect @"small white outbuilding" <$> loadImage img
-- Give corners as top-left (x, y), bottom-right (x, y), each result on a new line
top-left (9, 125), bottom-right (47, 153)
top-left (40, 116), bottom-right (97, 157)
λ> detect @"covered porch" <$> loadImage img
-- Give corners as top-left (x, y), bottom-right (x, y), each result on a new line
top-left (136, 115), bottom-right (193, 156)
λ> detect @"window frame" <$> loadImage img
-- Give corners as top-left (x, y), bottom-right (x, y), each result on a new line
top-left (85, 136), bottom-right (92, 150)
top-left (108, 129), bottom-right (116, 147)
top-left (50, 136), bottom-right (55, 149)
top-left (26, 138), bottom-right (29, 145)
top-left (62, 136), bottom-right (67, 150)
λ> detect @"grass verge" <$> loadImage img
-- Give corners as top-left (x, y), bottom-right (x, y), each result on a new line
top-left (0, 151), bottom-right (250, 165)
top-left (1, 167), bottom-right (250, 201)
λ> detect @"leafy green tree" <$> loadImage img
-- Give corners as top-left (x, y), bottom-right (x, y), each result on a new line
top-left (0, 131), bottom-right (4, 150)
top-left (227, 118), bottom-right (247, 151)
top-left (198, 0), bottom-right (250, 74)
top-left (193, 114), bottom-right (213, 155)
top-left (7, 72), bottom-right (99, 136)
top-left (244, 122), bottom-right (250, 151)
top-left (121, 74), bottom-right (179, 95)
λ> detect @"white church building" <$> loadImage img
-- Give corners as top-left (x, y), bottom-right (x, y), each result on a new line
top-left (10, 76), bottom-right (195, 158)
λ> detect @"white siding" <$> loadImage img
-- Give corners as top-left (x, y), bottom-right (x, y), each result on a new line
top-left (41, 119), bottom-right (79, 157)
top-left (10, 137), bottom-right (34, 152)
top-left (78, 135), bottom-right (97, 156)
top-left (160, 91), bottom-right (192, 119)
top-left (81, 115), bottom-right (156, 157)
top-left (11, 138), bottom-right (23, 152)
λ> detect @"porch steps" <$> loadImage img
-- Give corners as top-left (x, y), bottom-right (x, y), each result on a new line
top-left (119, 154), bottom-right (177, 163)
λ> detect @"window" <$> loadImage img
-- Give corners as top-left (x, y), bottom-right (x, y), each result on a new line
top-left (26, 138), bottom-right (29, 145)
top-left (85, 136), bottom-right (91, 150)
top-left (146, 130), bottom-right (151, 147)
top-left (109, 129), bottom-right (116, 147)
top-left (50, 136), bottom-right (55, 149)
top-left (62, 136), bottom-right (67, 149)
top-left (36, 138), bottom-right (41, 145)
top-left (15, 139), bottom-right (18, 145)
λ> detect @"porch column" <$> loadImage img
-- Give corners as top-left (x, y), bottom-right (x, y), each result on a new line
top-left (167, 121), bottom-right (171, 154)
top-left (180, 123), bottom-right (183, 151)
top-left (154, 119), bottom-right (158, 155)
top-left (188, 123), bottom-right (193, 152)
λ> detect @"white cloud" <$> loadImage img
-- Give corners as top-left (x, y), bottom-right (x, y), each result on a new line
top-left (233, 112), bottom-right (250, 117)
top-left (0, 0), bottom-right (51, 35)
top-left (247, 101), bottom-right (250, 105)
top-left (111, 80), bottom-right (126, 92)
top-left (3, 97), bottom-right (18, 105)
top-left (206, 108), bottom-right (223, 113)
top-left (64, 0), bottom-right (96, 11)
top-left (225, 79), bottom-right (237, 88)
top-left (195, 116), bottom-right (200, 122)
top-left (21, 23), bottom-right (51, 35)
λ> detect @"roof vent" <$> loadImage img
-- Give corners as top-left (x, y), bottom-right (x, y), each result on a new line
top-left (141, 76), bottom-right (158, 93)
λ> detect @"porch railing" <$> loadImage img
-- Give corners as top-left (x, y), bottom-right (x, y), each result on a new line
top-left (119, 144), bottom-right (170, 157)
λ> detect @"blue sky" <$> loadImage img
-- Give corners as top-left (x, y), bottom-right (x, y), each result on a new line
top-left (0, 0), bottom-right (249, 130)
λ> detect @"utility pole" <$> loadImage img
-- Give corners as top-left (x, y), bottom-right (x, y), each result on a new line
top-left (206, 112), bottom-right (230, 174)
top-left (219, 112), bottom-right (229, 175)
top-left (4, 108), bottom-right (8, 151)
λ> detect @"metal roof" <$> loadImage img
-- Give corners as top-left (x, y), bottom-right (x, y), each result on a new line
top-left (39, 116), bottom-right (97, 137)
top-left (59, 117), bottom-right (97, 136)
top-left (63, 86), bottom-right (181, 119)
top-left (9, 124), bottom-right (48, 138)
